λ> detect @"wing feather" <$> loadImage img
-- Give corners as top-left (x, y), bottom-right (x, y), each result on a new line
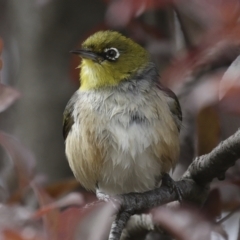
top-left (63, 92), bottom-right (78, 140)
top-left (157, 83), bottom-right (182, 132)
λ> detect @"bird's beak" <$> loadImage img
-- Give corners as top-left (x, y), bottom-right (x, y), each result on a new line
top-left (70, 49), bottom-right (102, 62)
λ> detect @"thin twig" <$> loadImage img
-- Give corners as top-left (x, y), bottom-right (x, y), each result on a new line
top-left (217, 204), bottom-right (240, 224)
top-left (109, 129), bottom-right (240, 240)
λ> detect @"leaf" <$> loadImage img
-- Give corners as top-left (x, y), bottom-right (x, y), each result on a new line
top-left (211, 181), bottom-right (240, 212)
top-left (105, 0), bottom-right (240, 28)
top-left (8, 178), bottom-right (95, 205)
top-left (3, 229), bottom-right (43, 240)
top-left (32, 184), bottom-right (60, 240)
top-left (152, 207), bottom-right (225, 240)
top-left (177, 0), bottom-right (240, 28)
top-left (32, 183), bottom-right (95, 240)
top-left (56, 207), bottom-right (88, 240)
top-left (219, 86), bottom-right (240, 114)
top-left (44, 178), bottom-right (81, 198)
top-left (33, 192), bottom-right (84, 219)
top-left (0, 204), bottom-right (45, 240)
top-left (3, 229), bottom-right (26, 240)
top-left (197, 106), bottom-right (221, 155)
top-left (105, 0), bottom-right (174, 27)
top-left (186, 77), bottom-right (221, 112)
top-left (55, 203), bottom-right (109, 240)
top-left (162, 24), bottom-right (240, 94)
top-left (57, 202), bottom-right (114, 240)
top-left (0, 84), bottom-right (21, 113)
top-left (220, 55), bottom-right (240, 98)
top-left (44, 178), bottom-right (96, 206)
top-left (0, 131), bottom-right (36, 189)
top-left (219, 55), bottom-right (240, 114)
top-left (203, 188), bottom-right (222, 221)
top-left (83, 203), bottom-right (114, 240)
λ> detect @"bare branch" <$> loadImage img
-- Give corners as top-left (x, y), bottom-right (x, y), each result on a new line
top-left (110, 129), bottom-right (240, 240)
top-left (183, 129), bottom-right (240, 184)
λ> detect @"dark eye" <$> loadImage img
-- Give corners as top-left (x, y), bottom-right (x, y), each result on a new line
top-left (104, 47), bottom-right (120, 61)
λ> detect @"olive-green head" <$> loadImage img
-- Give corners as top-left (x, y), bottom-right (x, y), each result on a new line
top-left (71, 31), bottom-right (150, 90)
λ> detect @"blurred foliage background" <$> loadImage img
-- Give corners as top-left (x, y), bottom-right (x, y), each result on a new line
top-left (0, 0), bottom-right (106, 181)
top-left (1, 0), bottom-right (240, 239)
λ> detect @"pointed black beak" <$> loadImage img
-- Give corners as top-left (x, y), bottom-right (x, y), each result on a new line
top-left (70, 49), bottom-right (102, 62)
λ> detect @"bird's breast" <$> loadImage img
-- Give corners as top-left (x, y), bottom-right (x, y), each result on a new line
top-left (66, 86), bottom-right (179, 195)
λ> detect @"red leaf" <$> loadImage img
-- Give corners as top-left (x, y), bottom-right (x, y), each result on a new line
top-left (186, 77), bottom-right (220, 112)
top-left (56, 207), bottom-right (86, 240)
top-left (203, 188), bottom-right (222, 221)
top-left (33, 192), bottom-right (84, 219)
top-left (32, 184), bottom-right (96, 240)
top-left (176, 0), bottom-right (240, 28)
top-left (0, 131), bottom-right (36, 189)
top-left (197, 106), bottom-right (221, 156)
top-left (33, 181), bottom-right (114, 240)
top-left (32, 184), bottom-right (60, 240)
top-left (152, 207), bottom-right (220, 240)
top-left (220, 87), bottom-right (240, 114)
top-left (105, 0), bottom-right (173, 27)
top-left (211, 181), bottom-right (240, 211)
top-left (0, 84), bottom-right (21, 113)
top-left (83, 203), bottom-right (114, 240)
top-left (44, 178), bottom-right (81, 198)
top-left (3, 229), bottom-right (26, 240)
top-left (55, 203), bottom-right (112, 240)
top-left (3, 229), bottom-right (43, 240)
top-left (162, 24), bottom-right (240, 94)
top-left (219, 55), bottom-right (240, 114)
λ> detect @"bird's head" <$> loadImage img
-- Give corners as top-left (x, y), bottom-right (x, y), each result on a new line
top-left (71, 31), bottom-right (150, 90)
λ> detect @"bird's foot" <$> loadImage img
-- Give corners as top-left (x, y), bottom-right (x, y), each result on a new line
top-left (96, 189), bottom-right (121, 212)
top-left (96, 189), bottom-right (111, 202)
top-left (162, 173), bottom-right (183, 202)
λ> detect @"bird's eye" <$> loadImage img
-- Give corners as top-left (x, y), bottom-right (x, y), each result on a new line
top-left (104, 48), bottom-right (120, 61)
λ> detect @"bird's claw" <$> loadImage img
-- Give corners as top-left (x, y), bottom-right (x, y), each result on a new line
top-left (96, 189), bottom-right (111, 202)
top-left (162, 173), bottom-right (183, 202)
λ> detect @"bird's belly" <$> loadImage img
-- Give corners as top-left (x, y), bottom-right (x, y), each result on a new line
top-left (98, 123), bottom-right (162, 195)
top-left (66, 89), bottom-right (179, 195)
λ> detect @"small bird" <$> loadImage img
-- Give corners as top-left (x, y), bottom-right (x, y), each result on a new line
top-left (63, 31), bottom-right (182, 198)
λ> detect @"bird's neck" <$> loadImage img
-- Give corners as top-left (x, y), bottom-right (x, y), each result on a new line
top-left (114, 65), bottom-right (159, 93)
top-left (79, 60), bottom-right (119, 90)
top-left (79, 61), bottom-right (158, 91)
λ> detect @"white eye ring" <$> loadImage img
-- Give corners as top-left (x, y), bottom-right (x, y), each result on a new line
top-left (104, 47), bottom-right (120, 61)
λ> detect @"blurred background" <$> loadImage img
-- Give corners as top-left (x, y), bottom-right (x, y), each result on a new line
top-left (1, 0), bottom-right (240, 239)
top-left (0, 0), bottom-right (106, 182)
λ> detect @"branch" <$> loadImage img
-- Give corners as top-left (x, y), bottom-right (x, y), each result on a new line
top-left (109, 129), bottom-right (240, 240)
top-left (183, 129), bottom-right (240, 184)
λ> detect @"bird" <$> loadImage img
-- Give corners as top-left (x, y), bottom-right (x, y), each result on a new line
top-left (63, 30), bottom-right (182, 199)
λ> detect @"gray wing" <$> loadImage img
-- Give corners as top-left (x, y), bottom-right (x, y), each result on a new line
top-left (63, 91), bottom-right (78, 140)
top-left (157, 83), bottom-right (182, 132)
